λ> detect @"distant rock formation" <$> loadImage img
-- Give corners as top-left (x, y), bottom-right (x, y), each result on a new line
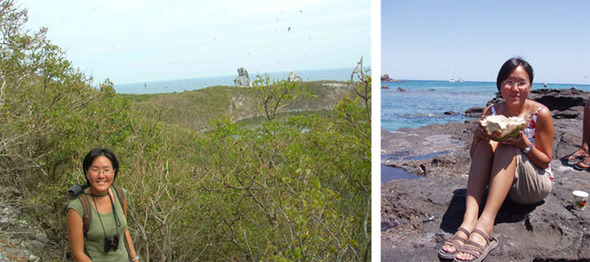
top-left (462, 88), bottom-right (588, 119)
top-left (234, 67), bottom-right (251, 87)
top-left (288, 71), bottom-right (302, 82)
top-left (381, 74), bottom-right (404, 82)
top-left (464, 107), bottom-right (484, 118)
top-left (487, 87), bottom-right (588, 119)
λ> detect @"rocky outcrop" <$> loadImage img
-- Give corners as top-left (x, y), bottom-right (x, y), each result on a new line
top-left (487, 88), bottom-right (588, 119)
top-left (234, 67), bottom-right (251, 87)
top-left (381, 74), bottom-right (404, 82)
top-left (381, 88), bottom-right (590, 261)
top-left (288, 71), bottom-right (302, 82)
top-left (463, 88), bottom-right (588, 120)
top-left (0, 187), bottom-right (49, 261)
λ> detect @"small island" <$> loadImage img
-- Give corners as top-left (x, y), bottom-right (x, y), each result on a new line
top-left (381, 73), bottom-right (405, 82)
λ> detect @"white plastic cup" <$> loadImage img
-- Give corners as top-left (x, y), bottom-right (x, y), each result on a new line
top-left (573, 190), bottom-right (588, 210)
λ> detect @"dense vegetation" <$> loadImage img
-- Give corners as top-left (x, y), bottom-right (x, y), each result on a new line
top-left (120, 80), bottom-right (351, 131)
top-left (0, 1), bottom-right (371, 261)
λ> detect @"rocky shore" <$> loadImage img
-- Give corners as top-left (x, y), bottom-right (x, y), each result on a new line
top-left (381, 88), bottom-right (590, 261)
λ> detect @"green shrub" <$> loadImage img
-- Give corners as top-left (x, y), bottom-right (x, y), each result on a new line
top-left (0, 1), bottom-right (370, 260)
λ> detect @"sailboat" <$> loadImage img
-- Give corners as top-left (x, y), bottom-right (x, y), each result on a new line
top-left (449, 69), bottom-right (455, 82)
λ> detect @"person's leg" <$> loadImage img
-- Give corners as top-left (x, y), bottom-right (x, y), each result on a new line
top-left (573, 100), bottom-right (590, 168)
top-left (455, 144), bottom-right (516, 261)
top-left (583, 99), bottom-right (590, 148)
top-left (442, 139), bottom-right (497, 254)
top-left (571, 99), bottom-right (590, 160)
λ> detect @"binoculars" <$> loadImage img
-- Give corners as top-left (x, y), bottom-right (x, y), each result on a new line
top-left (104, 234), bottom-right (120, 253)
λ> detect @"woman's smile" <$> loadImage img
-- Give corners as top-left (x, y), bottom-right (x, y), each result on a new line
top-left (86, 155), bottom-right (115, 194)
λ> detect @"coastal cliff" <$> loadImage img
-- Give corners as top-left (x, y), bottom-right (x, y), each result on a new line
top-left (122, 81), bottom-right (351, 131)
top-left (381, 88), bottom-right (590, 261)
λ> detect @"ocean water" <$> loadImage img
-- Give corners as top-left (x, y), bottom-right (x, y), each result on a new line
top-left (381, 80), bottom-right (590, 132)
top-left (380, 80), bottom-right (590, 182)
top-left (114, 67), bottom-right (356, 94)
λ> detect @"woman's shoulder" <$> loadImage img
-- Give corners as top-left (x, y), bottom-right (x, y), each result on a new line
top-left (528, 100), bottom-right (551, 116)
top-left (527, 100), bottom-right (553, 129)
top-left (111, 185), bottom-right (127, 199)
top-left (67, 197), bottom-right (84, 216)
top-left (483, 101), bottom-right (505, 115)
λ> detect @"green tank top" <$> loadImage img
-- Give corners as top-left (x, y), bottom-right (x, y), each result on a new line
top-left (68, 187), bottom-right (128, 261)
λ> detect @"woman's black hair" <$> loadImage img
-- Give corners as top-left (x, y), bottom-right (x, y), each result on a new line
top-left (496, 57), bottom-right (534, 91)
top-left (82, 147), bottom-right (119, 186)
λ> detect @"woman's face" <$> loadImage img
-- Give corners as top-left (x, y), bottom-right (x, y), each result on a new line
top-left (500, 65), bottom-right (530, 106)
top-left (86, 155), bottom-right (115, 194)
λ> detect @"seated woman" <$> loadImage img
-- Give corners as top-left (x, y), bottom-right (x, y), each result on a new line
top-left (67, 148), bottom-right (141, 262)
top-left (438, 57), bottom-right (554, 262)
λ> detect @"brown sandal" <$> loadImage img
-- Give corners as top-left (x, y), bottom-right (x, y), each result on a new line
top-left (568, 151), bottom-right (588, 165)
top-left (438, 227), bottom-right (470, 260)
top-left (575, 157), bottom-right (590, 170)
top-left (453, 229), bottom-right (498, 262)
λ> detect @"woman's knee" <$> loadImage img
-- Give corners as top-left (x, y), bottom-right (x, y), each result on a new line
top-left (495, 143), bottom-right (515, 153)
top-left (493, 144), bottom-right (516, 162)
top-left (474, 139), bottom-right (496, 157)
top-left (490, 144), bottom-right (517, 175)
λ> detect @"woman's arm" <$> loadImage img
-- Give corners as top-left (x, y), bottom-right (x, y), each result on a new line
top-left (67, 209), bottom-right (92, 262)
top-left (526, 107), bottom-right (554, 169)
top-left (125, 229), bottom-right (139, 261)
top-left (123, 194), bottom-right (140, 261)
top-left (502, 106), bottom-right (554, 169)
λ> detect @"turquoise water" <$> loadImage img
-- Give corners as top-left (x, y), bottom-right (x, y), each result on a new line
top-left (381, 80), bottom-right (590, 132)
top-left (114, 67), bottom-right (356, 94)
top-left (381, 80), bottom-right (590, 182)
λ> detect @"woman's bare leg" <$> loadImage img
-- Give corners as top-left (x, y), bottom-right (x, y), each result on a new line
top-left (442, 140), bottom-right (497, 253)
top-left (455, 144), bottom-right (516, 261)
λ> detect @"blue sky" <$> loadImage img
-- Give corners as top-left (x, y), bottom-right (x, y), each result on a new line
top-left (18, 0), bottom-right (370, 85)
top-left (382, 0), bottom-right (590, 85)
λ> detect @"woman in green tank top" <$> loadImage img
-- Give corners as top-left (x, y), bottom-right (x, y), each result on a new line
top-left (67, 148), bottom-right (141, 262)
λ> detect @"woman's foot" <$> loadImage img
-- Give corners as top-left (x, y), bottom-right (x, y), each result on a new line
top-left (567, 148), bottom-right (589, 164)
top-left (454, 227), bottom-right (494, 261)
top-left (439, 227), bottom-right (471, 259)
top-left (575, 157), bottom-right (590, 170)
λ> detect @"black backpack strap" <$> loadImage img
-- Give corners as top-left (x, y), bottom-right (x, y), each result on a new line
top-left (112, 185), bottom-right (132, 259)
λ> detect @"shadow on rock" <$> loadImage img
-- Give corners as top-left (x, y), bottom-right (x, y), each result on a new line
top-left (440, 188), bottom-right (544, 233)
top-left (495, 198), bottom-right (544, 225)
top-left (440, 189), bottom-right (466, 233)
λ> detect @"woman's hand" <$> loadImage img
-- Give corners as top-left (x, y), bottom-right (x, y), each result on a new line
top-left (474, 122), bottom-right (491, 142)
top-left (499, 131), bottom-right (530, 150)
